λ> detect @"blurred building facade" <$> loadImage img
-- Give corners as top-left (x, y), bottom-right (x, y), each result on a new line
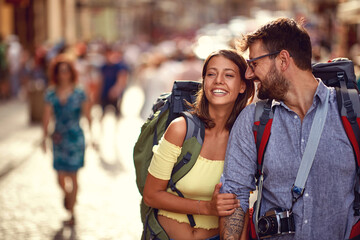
top-left (0, 0), bottom-right (254, 47)
top-left (0, 0), bottom-right (359, 60)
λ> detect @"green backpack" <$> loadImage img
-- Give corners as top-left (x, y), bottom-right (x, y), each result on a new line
top-left (133, 80), bottom-right (205, 240)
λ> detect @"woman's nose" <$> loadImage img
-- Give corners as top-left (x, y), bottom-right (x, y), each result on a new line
top-left (214, 74), bottom-right (224, 84)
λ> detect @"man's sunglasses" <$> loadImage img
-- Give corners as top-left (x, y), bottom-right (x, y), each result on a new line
top-left (246, 51), bottom-right (280, 71)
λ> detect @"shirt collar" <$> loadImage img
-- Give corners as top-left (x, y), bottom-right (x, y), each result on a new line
top-left (313, 78), bottom-right (329, 105)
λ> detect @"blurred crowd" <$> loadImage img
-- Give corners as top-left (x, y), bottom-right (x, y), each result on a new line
top-left (0, 33), bottom-right (205, 121)
top-left (0, 24), bottom-right (359, 122)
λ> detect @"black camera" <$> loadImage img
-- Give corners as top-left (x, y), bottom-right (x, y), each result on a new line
top-left (257, 208), bottom-right (295, 239)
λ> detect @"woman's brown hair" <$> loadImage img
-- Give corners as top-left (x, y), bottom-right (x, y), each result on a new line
top-left (48, 54), bottom-right (78, 86)
top-left (190, 49), bottom-right (254, 130)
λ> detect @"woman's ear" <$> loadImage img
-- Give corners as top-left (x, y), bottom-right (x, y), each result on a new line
top-left (239, 80), bottom-right (246, 94)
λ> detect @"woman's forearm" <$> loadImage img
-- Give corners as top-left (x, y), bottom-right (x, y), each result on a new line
top-left (144, 188), bottom-right (204, 215)
top-left (42, 104), bottom-right (52, 138)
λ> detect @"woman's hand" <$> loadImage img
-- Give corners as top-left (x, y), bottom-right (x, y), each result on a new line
top-left (208, 183), bottom-right (240, 216)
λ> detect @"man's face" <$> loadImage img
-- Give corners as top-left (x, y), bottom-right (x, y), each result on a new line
top-left (257, 63), bottom-right (288, 101)
top-left (245, 41), bottom-right (288, 101)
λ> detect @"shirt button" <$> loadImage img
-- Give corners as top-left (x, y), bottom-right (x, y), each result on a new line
top-left (294, 115), bottom-right (298, 119)
top-left (304, 220), bottom-right (308, 224)
top-left (305, 193), bottom-right (309, 197)
top-left (301, 138), bottom-right (305, 143)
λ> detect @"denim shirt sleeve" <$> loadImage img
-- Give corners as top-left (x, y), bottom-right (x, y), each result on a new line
top-left (220, 104), bottom-right (257, 212)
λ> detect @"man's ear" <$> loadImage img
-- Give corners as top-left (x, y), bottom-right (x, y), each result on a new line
top-left (278, 50), bottom-right (291, 71)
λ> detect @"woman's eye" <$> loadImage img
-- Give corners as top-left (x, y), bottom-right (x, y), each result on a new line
top-left (226, 74), bottom-right (234, 78)
top-left (207, 73), bottom-right (215, 77)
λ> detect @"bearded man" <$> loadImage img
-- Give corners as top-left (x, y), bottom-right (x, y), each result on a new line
top-left (219, 17), bottom-right (359, 240)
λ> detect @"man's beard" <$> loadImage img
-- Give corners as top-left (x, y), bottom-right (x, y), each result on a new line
top-left (257, 66), bottom-right (289, 101)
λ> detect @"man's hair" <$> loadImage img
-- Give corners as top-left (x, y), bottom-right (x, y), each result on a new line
top-left (237, 17), bottom-right (312, 70)
top-left (188, 49), bottom-right (255, 130)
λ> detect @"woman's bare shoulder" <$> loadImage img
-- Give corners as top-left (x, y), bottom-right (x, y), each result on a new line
top-left (163, 116), bottom-right (187, 147)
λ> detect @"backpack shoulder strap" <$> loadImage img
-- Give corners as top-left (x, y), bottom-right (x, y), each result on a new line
top-left (183, 111), bottom-right (205, 143)
top-left (336, 84), bottom-right (360, 166)
top-left (170, 111), bottom-right (205, 181)
top-left (253, 99), bottom-right (274, 179)
top-left (167, 111), bottom-right (205, 227)
top-left (336, 75), bottom-right (360, 217)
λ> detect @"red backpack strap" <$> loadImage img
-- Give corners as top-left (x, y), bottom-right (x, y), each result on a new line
top-left (336, 75), bottom-right (360, 219)
top-left (350, 219), bottom-right (360, 239)
top-left (253, 99), bottom-right (274, 179)
top-left (248, 207), bottom-right (257, 239)
top-left (336, 86), bottom-right (360, 168)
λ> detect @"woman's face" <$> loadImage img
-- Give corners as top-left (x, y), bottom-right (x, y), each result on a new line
top-left (203, 55), bottom-right (245, 108)
top-left (57, 63), bottom-right (72, 84)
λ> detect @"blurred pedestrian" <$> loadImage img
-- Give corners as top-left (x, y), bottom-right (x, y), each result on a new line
top-left (42, 54), bottom-right (91, 226)
top-left (0, 34), bottom-right (9, 99)
top-left (6, 35), bottom-right (22, 97)
top-left (139, 51), bottom-right (181, 120)
top-left (99, 47), bottom-right (129, 118)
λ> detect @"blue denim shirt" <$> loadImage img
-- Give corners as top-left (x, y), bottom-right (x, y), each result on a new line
top-left (221, 80), bottom-right (359, 239)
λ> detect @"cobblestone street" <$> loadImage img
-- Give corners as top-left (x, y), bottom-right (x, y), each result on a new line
top-left (0, 86), bottom-right (145, 240)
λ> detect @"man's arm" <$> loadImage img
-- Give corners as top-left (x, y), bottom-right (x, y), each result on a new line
top-left (220, 207), bottom-right (245, 240)
top-left (109, 70), bottom-right (128, 100)
top-left (220, 104), bottom-right (256, 239)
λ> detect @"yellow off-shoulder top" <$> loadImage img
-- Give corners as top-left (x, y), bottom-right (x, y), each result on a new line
top-left (148, 137), bottom-right (224, 229)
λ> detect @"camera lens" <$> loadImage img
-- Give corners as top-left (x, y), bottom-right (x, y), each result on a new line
top-left (258, 218), bottom-right (270, 234)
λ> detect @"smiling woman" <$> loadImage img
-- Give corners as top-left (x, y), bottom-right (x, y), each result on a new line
top-left (142, 49), bottom-right (255, 240)
top-left (191, 49), bottom-right (255, 130)
top-left (204, 55), bottom-right (246, 111)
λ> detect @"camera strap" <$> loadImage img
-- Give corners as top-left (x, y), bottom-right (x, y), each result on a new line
top-left (291, 87), bottom-right (330, 207)
top-left (254, 87), bottom-right (330, 237)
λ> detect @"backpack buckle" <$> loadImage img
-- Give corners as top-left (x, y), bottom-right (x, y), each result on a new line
top-left (292, 185), bottom-right (304, 196)
top-left (255, 175), bottom-right (260, 185)
top-left (354, 205), bottom-right (360, 216)
top-left (183, 152), bottom-right (192, 163)
top-left (291, 184), bottom-right (304, 205)
top-left (263, 104), bottom-right (271, 112)
top-left (343, 99), bottom-right (357, 123)
top-left (255, 168), bottom-right (262, 185)
top-left (344, 99), bottom-right (353, 109)
top-left (337, 72), bottom-right (345, 81)
top-left (260, 102), bottom-right (272, 125)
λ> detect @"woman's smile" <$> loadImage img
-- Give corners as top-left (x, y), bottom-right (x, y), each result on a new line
top-left (212, 88), bottom-right (228, 96)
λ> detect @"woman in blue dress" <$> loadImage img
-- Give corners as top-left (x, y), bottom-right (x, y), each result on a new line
top-left (42, 54), bottom-right (91, 225)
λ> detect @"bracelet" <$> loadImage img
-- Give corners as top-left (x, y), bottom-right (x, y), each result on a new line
top-left (197, 200), bottom-right (201, 215)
